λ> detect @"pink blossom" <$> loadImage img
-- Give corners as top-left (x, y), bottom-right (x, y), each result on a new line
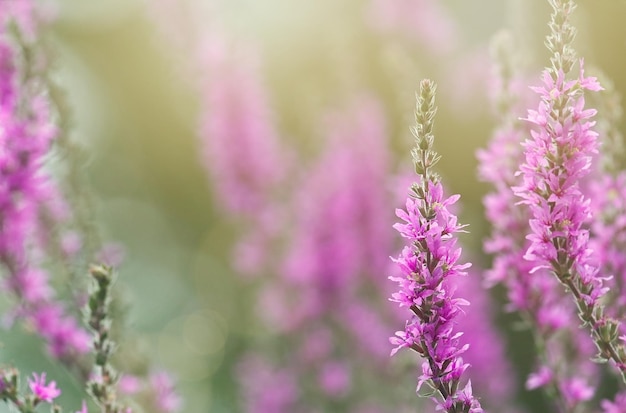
top-left (526, 366), bottom-right (552, 390)
top-left (514, 57), bottom-right (624, 380)
top-left (28, 372), bottom-right (60, 403)
top-left (560, 378), bottom-right (594, 407)
top-left (0, 9), bottom-right (89, 361)
top-left (318, 362), bottom-right (350, 397)
top-left (481, 34), bottom-right (600, 409)
top-left (602, 392), bottom-right (626, 413)
top-left (150, 371), bottom-right (182, 413)
top-left (199, 39), bottom-right (285, 216)
top-left (9, 268), bottom-right (52, 302)
top-left (30, 303), bottom-right (91, 357)
top-left (391, 79), bottom-right (482, 413)
top-left (238, 356), bottom-right (298, 413)
top-left (239, 98), bottom-right (408, 410)
top-left (118, 374), bottom-right (142, 395)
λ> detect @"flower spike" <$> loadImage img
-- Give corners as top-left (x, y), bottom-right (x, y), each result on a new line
top-left (390, 79), bottom-right (483, 413)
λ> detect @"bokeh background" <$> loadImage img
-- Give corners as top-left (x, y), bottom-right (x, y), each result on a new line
top-left (1, 0), bottom-right (626, 412)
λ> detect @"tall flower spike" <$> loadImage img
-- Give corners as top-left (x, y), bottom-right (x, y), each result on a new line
top-left (0, 0), bottom-right (91, 363)
top-left (390, 79), bottom-right (483, 413)
top-left (479, 31), bottom-right (598, 412)
top-left (514, 0), bottom-right (626, 382)
top-left (239, 98), bottom-right (412, 412)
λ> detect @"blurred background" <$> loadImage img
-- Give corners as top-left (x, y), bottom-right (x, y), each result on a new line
top-left (1, 0), bottom-right (626, 412)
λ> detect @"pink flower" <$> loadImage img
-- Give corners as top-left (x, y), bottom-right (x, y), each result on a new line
top-left (0, 6), bottom-right (89, 363)
top-left (150, 371), bottom-right (182, 412)
top-left (30, 303), bottom-right (91, 357)
top-left (11, 268), bottom-right (52, 302)
top-left (238, 97), bottom-right (405, 411)
top-left (238, 356), bottom-right (298, 413)
top-left (318, 362), bottom-right (350, 397)
top-left (526, 366), bottom-right (552, 390)
top-left (118, 375), bottom-right (142, 395)
top-left (602, 392), bottom-right (626, 413)
top-left (28, 372), bottom-right (60, 403)
top-left (515, 56), bottom-right (624, 379)
top-left (199, 38), bottom-right (285, 215)
top-left (391, 79), bottom-right (483, 413)
top-left (560, 378), bottom-right (594, 406)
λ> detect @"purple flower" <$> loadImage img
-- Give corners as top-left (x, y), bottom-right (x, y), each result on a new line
top-left (318, 361), bottom-right (350, 397)
top-left (149, 371), bottom-right (182, 413)
top-left (239, 97), bottom-right (411, 411)
top-left (199, 39), bottom-right (286, 216)
top-left (390, 79), bottom-right (482, 413)
top-left (30, 302), bottom-right (91, 357)
top-left (514, 0), bottom-right (626, 382)
top-left (602, 392), bottom-right (626, 413)
top-left (560, 378), bottom-right (594, 407)
top-left (238, 356), bottom-right (298, 413)
top-left (479, 29), bottom-right (599, 410)
top-left (118, 375), bottom-right (142, 395)
top-left (28, 372), bottom-right (60, 403)
top-left (0, 2), bottom-right (90, 362)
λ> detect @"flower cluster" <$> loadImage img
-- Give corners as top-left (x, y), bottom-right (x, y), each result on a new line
top-left (479, 30), bottom-right (599, 411)
top-left (0, 3), bottom-right (181, 413)
top-left (0, 368), bottom-right (77, 413)
top-left (237, 98), bottom-right (413, 412)
top-left (514, 0), bottom-right (626, 383)
top-left (0, 0), bottom-right (91, 363)
top-left (390, 79), bottom-right (483, 413)
top-left (163, 0), bottom-right (626, 411)
top-left (9, 0), bottom-right (626, 412)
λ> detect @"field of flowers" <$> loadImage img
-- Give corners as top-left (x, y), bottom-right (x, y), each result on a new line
top-left (1, 0), bottom-right (626, 412)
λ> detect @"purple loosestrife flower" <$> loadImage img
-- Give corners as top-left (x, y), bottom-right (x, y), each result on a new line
top-left (0, 3), bottom-right (90, 361)
top-left (240, 98), bottom-right (412, 412)
top-left (238, 355), bottom-right (298, 413)
top-left (28, 372), bottom-right (60, 403)
top-left (199, 39), bottom-right (285, 216)
top-left (479, 32), bottom-right (597, 411)
top-left (390, 79), bottom-right (482, 413)
top-left (198, 37), bottom-right (289, 278)
top-left (149, 371), bottom-right (182, 413)
top-left (514, 0), bottom-right (626, 382)
top-left (602, 391), bottom-right (626, 413)
top-left (1, 367), bottom-right (67, 412)
top-left (1, 6), bottom-right (180, 413)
